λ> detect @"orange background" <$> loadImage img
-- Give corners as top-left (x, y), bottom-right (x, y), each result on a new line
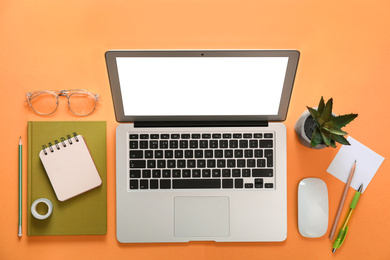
top-left (1, 1), bottom-right (389, 259)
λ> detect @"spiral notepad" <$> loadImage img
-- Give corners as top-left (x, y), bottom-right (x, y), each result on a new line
top-left (39, 132), bottom-right (102, 201)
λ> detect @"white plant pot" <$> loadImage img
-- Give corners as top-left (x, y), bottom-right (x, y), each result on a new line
top-left (294, 109), bottom-right (327, 149)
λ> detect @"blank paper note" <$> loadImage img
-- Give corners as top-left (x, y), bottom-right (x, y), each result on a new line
top-left (327, 136), bottom-right (385, 193)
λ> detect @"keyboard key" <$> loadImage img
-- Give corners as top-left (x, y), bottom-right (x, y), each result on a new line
top-left (215, 150), bottom-right (223, 158)
top-left (140, 141), bottom-right (148, 149)
top-left (140, 180), bottom-right (148, 189)
top-left (222, 179), bottom-right (233, 188)
top-left (205, 150), bottom-right (213, 158)
top-left (244, 150), bottom-right (253, 158)
top-left (145, 150), bottom-right (153, 158)
top-left (227, 159), bottom-right (236, 168)
top-left (182, 169), bottom-right (191, 178)
top-left (150, 141), bottom-right (158, 149)
top-left (160, 179), bottom-right (171, 189)
top-left (162, 170), bottom-right (171, 178)
top-left (245, 183), bottom-right (254, 188)
top-left (249, 140), bottom-right (258, 148)
top-left (130, 141), bottom-right (138, 149)
top-left (212, 169), bottom-right (221, 177)
top-left (234, 149), bottom-right (243, 158)
top-left (130, 134), bottom-right (138, 139)
top-left (147, 160), bottom-right (156, 168)
top-left (242, 169), bottom-right (250, 177)
top-left (180, 140), bottom-right (188, 148)
top-left (152, 170), bottom-right (161, 178)
top-left (254, 149), bottom-right (263, 158)
top-left (237, 159), bottom-right (246, 167)
top-left (222, 169), bottom-right (231, 177)
top-left (219, 140), bottom-right (228, 148)
top-left (160, 140), bottom-right (169, 149)
top-left (257, 159), bottom-right (266, 167)
top-left (252, 169), bottom-right (273, 177)
top-left (130, 180), bottom-right (138, 189)
top-left (247, 159), bottom-right (256, 167)
top-left (165, 150), bottom-right (173, 158)
top-left (175, 150), bottom-right (183, 158)
top-left (202, 169), bottom-right (211, 178)
top-left (150, 180), bottom-right (158, 189)
top-left (185, 150), bottom-right (194, 158)
top-left (130, 151), bottom-right (143, 158)
top-left (224, 150), bottom-right (234, 158)
top-left (207, 159), bottom-right (216, 168)
top-left (265, 183), bottom-right (274, 188)
top-left (210, 140), bottom-right (218, 148)
top-left (173, 179), bottom-right (221, 189)
top-left (197, 159), bottom-right (206, 168)
top-left (190, 140), bottom-right (198, 148)
top-left (130, 160), bottom-right (146, 168)
top-left (142, 170), bottom-right (151, 178)
top-left (192, 169), bottom-right (200, 178)
top-left (170, 140), bottom-right (178, 149)
top-left (260, 140), bottom-right (273, 148)
top-left (130, 170), bottom-right (141, 178)
top-left (264, 133), bottom-right (273, 138)
top-left (235, 179), bottom-right (244, 188)
top-left (172, 170), bottom-right (181, 178)
top-left (155, 150), bottom-right (164, 158)
top-left (229, 140), bottom-right (238, 148)
top-left (239, 140), bottom-right (248, 148)
top-left (232, 169), bottom-right (241, 177)
top-left (195, 150), bottom-right (203, 158)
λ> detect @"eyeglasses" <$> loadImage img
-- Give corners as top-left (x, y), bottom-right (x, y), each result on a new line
top-left (26, 89), bottom-right (100, 116)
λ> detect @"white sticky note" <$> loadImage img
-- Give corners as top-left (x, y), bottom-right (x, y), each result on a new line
top-left (327, 136), bottom-right (385, 193)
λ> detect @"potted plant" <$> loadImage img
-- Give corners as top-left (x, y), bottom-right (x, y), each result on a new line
top-left (294, 97), bottom-right (358, 149)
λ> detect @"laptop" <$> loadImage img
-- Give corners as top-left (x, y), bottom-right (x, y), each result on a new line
top-left (105, 50), bottom-right (300, 243)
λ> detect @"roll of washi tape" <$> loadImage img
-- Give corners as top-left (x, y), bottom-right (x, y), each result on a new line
top-left (31, 198), bottom-right (53, 220)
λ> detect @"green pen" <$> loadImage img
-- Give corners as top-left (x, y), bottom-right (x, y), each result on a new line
top-left (332, 184), bottom-right (363, 253)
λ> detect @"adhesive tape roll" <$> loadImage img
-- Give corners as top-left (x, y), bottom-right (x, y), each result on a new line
top-left (31, 198), bottom-right (53, 220)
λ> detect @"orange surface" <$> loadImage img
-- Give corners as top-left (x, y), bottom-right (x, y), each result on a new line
top-left (1, 1), bottom-right (389, 259)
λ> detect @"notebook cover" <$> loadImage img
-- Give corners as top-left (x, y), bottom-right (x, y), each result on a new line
top-left (39, 135), bottom-right (102, 202)
top-left (27, 121), bottom-right (107, 236)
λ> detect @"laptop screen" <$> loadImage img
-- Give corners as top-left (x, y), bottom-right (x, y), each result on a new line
top-left (106, 50), bottom-right (299, 122)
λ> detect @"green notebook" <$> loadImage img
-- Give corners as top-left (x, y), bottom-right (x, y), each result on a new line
top-left (27, 121), bottom-right (107, 236)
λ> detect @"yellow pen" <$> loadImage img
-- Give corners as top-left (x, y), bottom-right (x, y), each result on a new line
top-left (332, 184), bottom-right (363, 253)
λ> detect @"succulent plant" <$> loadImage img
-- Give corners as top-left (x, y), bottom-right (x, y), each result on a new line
top-left (306, 97), bottom-right (358, 148)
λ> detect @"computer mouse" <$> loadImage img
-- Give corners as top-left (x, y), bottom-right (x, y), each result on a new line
top-left (298, 178), bottom-right (329, 238)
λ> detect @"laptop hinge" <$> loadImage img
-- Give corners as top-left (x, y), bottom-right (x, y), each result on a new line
top-left (134, 121), bottom-right (269, 128)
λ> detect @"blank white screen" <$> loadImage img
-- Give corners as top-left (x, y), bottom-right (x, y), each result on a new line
top-left (117, 57), bottom-right (289, 116)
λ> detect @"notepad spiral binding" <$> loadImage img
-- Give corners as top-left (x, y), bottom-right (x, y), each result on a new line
top-left (41, 132), bottom-right (79, 155)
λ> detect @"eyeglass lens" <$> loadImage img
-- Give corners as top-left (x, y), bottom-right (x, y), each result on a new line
top-left (68, 93), bottom-right (97, 116)
top-left (29, 92), bottom-right (58, 115)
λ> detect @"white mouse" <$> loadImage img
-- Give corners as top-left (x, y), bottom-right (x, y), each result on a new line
top-left (298, 178), bottom-right (329, 238)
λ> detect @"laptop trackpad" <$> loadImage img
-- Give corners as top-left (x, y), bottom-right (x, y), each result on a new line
top-left (174, 196), bottom-right (230, 237)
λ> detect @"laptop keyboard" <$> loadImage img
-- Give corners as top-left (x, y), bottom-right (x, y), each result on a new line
top-left (128, 131), bottom-right (275, 190)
